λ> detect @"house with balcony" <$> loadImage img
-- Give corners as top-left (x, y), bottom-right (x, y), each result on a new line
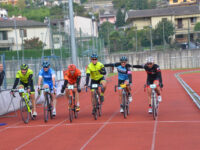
top-left (99, 11), bottom-right (116, 25)
top-left (125, 5), bottom-right (200, 43)
top-left (0, 0), bottom-right (18, 5)
top-left (0, 19), bottom-right (50, 51)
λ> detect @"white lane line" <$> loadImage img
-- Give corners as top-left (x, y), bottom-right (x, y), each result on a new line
top-left (80, 111), bottom-right (117, 150)
top-left (0, 121), bottom-right (21, 133)
top-left (4, 120), bottom-right (200, 129)
top-left (151, 118), bottom-right (158, 150)
top-left (15, 119), bottom-right (66, 150)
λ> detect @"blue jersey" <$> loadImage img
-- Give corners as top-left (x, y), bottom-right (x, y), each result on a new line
top-left (117, 66), bottom-right (129, 81)
top-left (39, 68), bottom-right (55, 84)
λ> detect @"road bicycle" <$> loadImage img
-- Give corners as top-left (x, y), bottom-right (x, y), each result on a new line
top-left (13, 88), bottom-right (35, 124)
top-left (150, 84), bottom-right (159, 120)
top-left (67, 85), bottom-right (79, 123)
top-left (39, 88), bottom-right (54, 122)
top-left (86, 84), bottom-right (103, 120)
top-left (115, 84), bottom-right (130, 118)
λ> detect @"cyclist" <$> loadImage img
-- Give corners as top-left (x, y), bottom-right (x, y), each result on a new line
top-left (61, 64), bottom-right (81, 111)
top-left (11, 64), bottom-right (37, 117)
top-left (85, 53), bottom-right (107, 114)
top-left (132, 57), bottom-right (163, 113)
top-left (38, 61), bottom-right (57, 116)
top-left (104, 56), bottom-right (133, 113)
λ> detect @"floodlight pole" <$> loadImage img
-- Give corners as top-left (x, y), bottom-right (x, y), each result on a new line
top-left (69, 0), bottom-right (77, 66)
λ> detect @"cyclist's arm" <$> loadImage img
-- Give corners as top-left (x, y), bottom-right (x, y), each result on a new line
top-left (127, 67), bottom-right (132, 84)
top-left (156, 66), bottom-right (163, 85)
top-left (76, 76), bottom-right (81, 86)
top-left (99, 67), bottom-right (106, 75)
top-left (104, 63), bottom-right (115, 67)
top-left (27, 74), bottom-right (34, 89)
top-left (38, 76), bottom-right (42, 87)
top-left (52, 75), bottom-right (56, 87)
top-left (12, 78), bottom-right (19, 89)
top-left (85, 73), bottom-right (90, 86)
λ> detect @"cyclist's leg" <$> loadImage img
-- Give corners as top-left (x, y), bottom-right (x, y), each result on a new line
top-left (118, 80), bottom-right (124, 112)
top-left (154, 80), bottom-right (162, 102)
top-left (90, 80), bottom-right (96, 114)
top-left (74, 84), bottom-right (80, 111)
top-left (100, 77), bottom-right (106, 102)
top-left (147, 80), bottom-right (153, 113)
top-left (29, 82), bottom-right (36, 114)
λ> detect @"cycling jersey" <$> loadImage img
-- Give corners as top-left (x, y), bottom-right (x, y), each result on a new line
top-left (63, 68), bottom-right (81, 85)
top-left (12, 69), bottom-right (35, 93)
top-left (16, 69), bottom-right (33, 84)
top-left (39, 68), bottom-right (56, 90)
top-left (86, 62), bottom-right (105, 81)
top-left (133, 64), bottom-right (162, 85)
top-left (104, 62), bottom-right (132, 83)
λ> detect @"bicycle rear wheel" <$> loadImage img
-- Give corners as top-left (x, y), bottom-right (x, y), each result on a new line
top-left (122, 92), bottom-right (127, 119)
top-left (20, 98), bottom-right (29, 124)
top-left (44, 94), bottom-right (49, 122)
top-left (69, 97), bottom-right (73, 122)
top-left (98, 102), bottom-right (102, 117)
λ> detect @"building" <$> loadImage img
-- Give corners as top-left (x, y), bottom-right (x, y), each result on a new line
top-left (167, 0), bottom-right (197, 6)
top-left (126, 5), bottom-right (200, 43)
top-left (0, 19), bottom-right (51, 51)
top-left (64, 16), bottom-right (98, 37)
top-left (99, 10), bottom-right (116, 25)
top-left (0, 8), bottom-right (8, 18)
top-left (0, 0), bottom-right (18, 5)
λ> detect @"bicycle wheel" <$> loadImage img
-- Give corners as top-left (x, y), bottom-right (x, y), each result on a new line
top-left (20, 98), bottom-right (29, 124)
top-left (44, 94), bottom-right (49, 122)
top-left (126, 101), bottom-right (129, 116)
top-left (152, 91), bottom-right (157, 120)
top-left (98, 101), bottom-right (102, 117)
top-left (93, 93), bottom-right (98, 120)
top-left (48, 94), bottom-right (53, 119)
top-left (122, 91), bottom-right (127, 119)
top-left (73, 93), bottom-right (78, 119)
top-left (69, 97), bottom-right (73, 122)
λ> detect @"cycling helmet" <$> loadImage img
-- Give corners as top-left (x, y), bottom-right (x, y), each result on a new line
top-left (120, 56), bottom-right (128, 62)
top-left (68, 64), bottom-right (76, 71)
top-left (20, 64), bottom-right (28, 70)
top-left (91, 53), bottom-right (98, 59)
top-left (42, 61), bottom-right (50, 68)
top-left (146, 57), bottom-right (154, 63)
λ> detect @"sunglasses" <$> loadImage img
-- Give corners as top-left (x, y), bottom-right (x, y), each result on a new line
top-left (147, 63), bottom-right (153, 65)
top-left (43, 67), bottom-right (49, 68)
top-left (92, 59), bottom-right (97, 61)
top-left (121, 61), bottom-right (127, 63)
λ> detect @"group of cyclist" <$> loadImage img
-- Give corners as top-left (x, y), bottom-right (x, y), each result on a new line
top-left (10, 53), bottom-right (163, 119)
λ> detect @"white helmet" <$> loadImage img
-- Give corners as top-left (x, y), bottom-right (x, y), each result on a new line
top-left (146, 57), bottom-right (154, 63)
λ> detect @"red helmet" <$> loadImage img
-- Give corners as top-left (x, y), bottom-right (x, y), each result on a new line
top-left (68, 64), bottom-right (76, 71)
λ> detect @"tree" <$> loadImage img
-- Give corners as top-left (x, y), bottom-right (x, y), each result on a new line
top-left (99, 22), bottom-right (115, 46)
top-left (194, 22), bottom-right (200, 31)
top-left (115, 9), bottom-right (125, 28)
top-left (153, 20), bottom-right (174, 45)
top-left (16, 0), bottom-right (26, 11)
top-left (109, 31), bottom-right (121, 51)
top-left (24, 37), bottom-right (44, 49)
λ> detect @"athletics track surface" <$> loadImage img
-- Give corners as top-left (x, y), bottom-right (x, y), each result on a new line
top-left (0, 70), bottom-right (200, 150)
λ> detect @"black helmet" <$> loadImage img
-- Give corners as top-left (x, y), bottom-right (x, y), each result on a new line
top-left (120, 56), bottom-right (128, 62)
top-left (42, 61), bottom-right (50, 68)
top-left (91, 53), bottom-right (98, 59)
top-left (20, 64), bottom-right (28, 70)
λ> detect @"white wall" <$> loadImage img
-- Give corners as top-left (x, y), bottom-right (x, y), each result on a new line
top-left (65, 16), bottom-right (98, 37)
top-left (7, 27), bottom-right (51, 50)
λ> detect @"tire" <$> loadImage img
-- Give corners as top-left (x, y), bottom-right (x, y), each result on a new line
top-left (93, 92), bottom-right (98, 120)
top-left (20, 98), bottom-right (29, 124)
top-left (123, 91), bottom-right (127, 119)
top-left (44, 94), bottom-right (49, 122)
top-left (69, 97), bottom-right (73, 122)
top-left (48, 94), bottom-right (53, 119)
top-left (98, 102), bottom-right (102, 117)
top-left (152, 91), bottom-right (157, 120)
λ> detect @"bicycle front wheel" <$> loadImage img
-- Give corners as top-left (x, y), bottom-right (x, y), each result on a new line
top-left (20, 98), bottom-right (29, 124)
top-left (44, 94), bottom-right (49, 122)
top-left (152, 92), bottom-right (157, 120)
top-left (69, 97), bottom-right (73, 122)
top-left (122, 92), bottom-right (127, 119)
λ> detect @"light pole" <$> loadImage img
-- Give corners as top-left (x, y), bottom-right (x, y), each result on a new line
top-left (163, 22), bottom-right (166, 50)
top-left (135, 26), bottom-right (137, 51)
top-left (91, 15), bottom-right (95, 53)
top-left (149, 25), bottom-right (153, 52)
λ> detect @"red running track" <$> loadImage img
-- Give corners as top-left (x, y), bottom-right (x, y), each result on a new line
top-left (0, 70), bottom-right (200, 150)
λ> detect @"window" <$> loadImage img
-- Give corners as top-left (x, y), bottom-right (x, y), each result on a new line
top-left (190, 17), bottom-right (197, 24)
top-left (183, 0), bottom-right (187, 2)
top-left (177, 19), bottom-right (183, 28)
top-left (162, 18), bottom-right (167, 21)
top-left (173, 0), bottom-right (178, 3)
top-left (0, 31), bottom-right (8, 40)
top-left (20, 29), bottom-right (27, 38)
top-left (176, 34), bottom-right (184, 39)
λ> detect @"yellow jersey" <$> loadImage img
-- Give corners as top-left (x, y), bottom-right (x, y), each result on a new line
top-left (86, 62), bottom-right (104, 80)
top-left (16, 69), bottom-right (33, 84)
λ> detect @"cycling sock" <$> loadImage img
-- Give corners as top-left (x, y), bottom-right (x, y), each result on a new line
top-left (77, 102), bottom-right (80, 106)
top-left (149, 104), bottom-right (151, 107)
